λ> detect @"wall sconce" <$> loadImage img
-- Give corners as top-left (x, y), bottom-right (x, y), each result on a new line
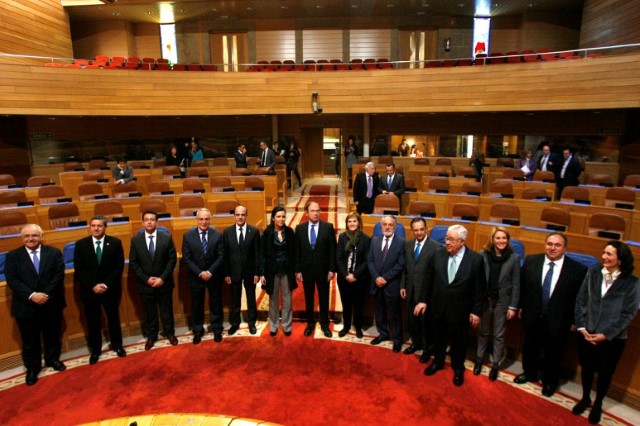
top-left (444, 37), bottom-right (451, 52)
top-left (312, 92), bottom-right (322, 114)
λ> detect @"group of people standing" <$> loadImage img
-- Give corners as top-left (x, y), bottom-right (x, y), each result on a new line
top-left (352, 161), bottom-right (406, 215)
top-left (233, 140), bottom-right (302, 187)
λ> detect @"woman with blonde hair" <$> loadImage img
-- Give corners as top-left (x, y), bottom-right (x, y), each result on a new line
top-left (474, 226), bottom-right (520, 381)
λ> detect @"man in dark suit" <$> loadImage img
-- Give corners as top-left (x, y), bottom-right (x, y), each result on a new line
top-left (295, 201), bottom-right (337, 338)
top-left (223, 205), bottom-right (260, 335)
top-left (378, 163), bottom-right (406, 212)
top-left (5, 224), bottom-right (66, 386)
top-left (258, 140), bottom-right (276, 172)
top-left (129, 210), bottom-right (178, 350)
top-left (418, 224), bottom-right (485, 386)
top-left (556, 147), bottom-right (582, 197)
top-left (514, 232), bottom-right (588, 397)
top-left (111, 157), bottom-right (135, 186)
top-left (400, 217), bottom-right (441, 362)
top-left (234, 143), bottom-right (248, 168)
top-left (352, 161), bottom-right (380, 215)
top-left (182, 207), bottom-right (225, 343)
top-left (74, 215), bottom-right (126, 365)
top-left (536, 143), bottom-right (561, 175)
top-left (367, 215), bottom-right (406, 352)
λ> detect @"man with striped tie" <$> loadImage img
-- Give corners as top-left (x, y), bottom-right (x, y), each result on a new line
top-left (182, 208), bottom-right (224, 344)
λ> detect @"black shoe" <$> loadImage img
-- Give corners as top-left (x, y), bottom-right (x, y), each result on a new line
top-left (284, 330), bottom-right (292, 336)
top-left (419, 352), bottom-right (431, 364)
top-left (355, 329), bottom-right (363, 338)
top-left (304, 326), bottom-right (314, 337)
top-left (453, 372), bottom-right (465, 387)
top-left (145, 339), bottom-right (156, 351)
top-left (424, 363), bottom-right (444, 376)
top-left (249, 324), bottom-right (257, 335)
top-left (114, 348), bottom-right (127, 358)
top-left (228, 325), bottom-right (239, 336)
top-left (46, 360), bottom-right (66, 371)
top-left (489, 367), bottom-right (499, 381)
top-left (270, 330), bottom-right (277, 337)
top-left (513, 373), bottom-right (536, 384)
top-left (321, 327), bottom-right (332, 338)
top-left (214, 333), bottom-right (223, 343)
top-left (193, 334), bottom-right (202, 344)
top-left (370, 335), bottom-right (389, 345)
top-left (89, 354), bottom-right (100, 365)
top-left (25, 370), bottom-right (38, 386)
top-left (167, 335), bottom-right (179, 346)
top-left (392, 343), bottom-right (402, 353)
top-left (572, 399), bottom-right (591, 416)
top-left (588, 404), bottom-right (602, 424)
top-left (473, 362), bottom-right (482, 376)
top-left (403, 345), bottom-right (422, 355)
top-left (542, 383), bottom-right (557, 397)
top-left (338, 328), bottom-right (349, 338)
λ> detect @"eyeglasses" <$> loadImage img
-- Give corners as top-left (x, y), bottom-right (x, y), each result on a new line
top-left (22, 234), bottom-right (41, 239)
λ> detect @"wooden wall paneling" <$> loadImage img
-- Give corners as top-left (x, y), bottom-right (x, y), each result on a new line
top-left (71, 20), bottom-right (131, 60)
top-left (350, 29), bottom-right (391, 60)
top-left (134, 23), bottom-right (161, 61)
top-left (255, 30), bottom-right (296, 62)
top-left (521, 21), bottom-right (580, 52)
top-left (301, 127), bottom-right (324, 178)
top-left (581, 0), bottom-right (640, 50)
top-left (302, 29), bottom-right (343, 61)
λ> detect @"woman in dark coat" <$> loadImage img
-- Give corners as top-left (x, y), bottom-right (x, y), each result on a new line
top-left (572, 240), bottom-right (639, 424)
top-left (335, 212), bottom-right (371, 338)
top-left (260, 206), bottom-right (297, 336)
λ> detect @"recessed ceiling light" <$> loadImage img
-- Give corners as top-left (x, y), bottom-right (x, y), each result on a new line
top-left (247, 6), bottom-right (253, 11)
top-left (112, 12), bottom-right (120, 16)
top-left (316, 5), bottom-right (323, 9)
top-left (352, 4), bottom-right (358, 8)
top-left (387, 3), bottom-right (394, 8)
top-left (281, 5), bottom-right (288, 9)
top-left (417, 11), bottom-right (425, 15)
top-left (211, 8), bottom-right (217, 12)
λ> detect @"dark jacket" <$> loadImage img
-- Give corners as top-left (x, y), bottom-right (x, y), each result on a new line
top-left (260, 225), bottom-right (297, 295)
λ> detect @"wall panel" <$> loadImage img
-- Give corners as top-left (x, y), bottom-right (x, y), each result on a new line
top-left (256, 30), bottom-right (295, 62)
top-left (302, 29), bottom-right (343, 61)
top-left (581, 0), bottom-right (640, 50)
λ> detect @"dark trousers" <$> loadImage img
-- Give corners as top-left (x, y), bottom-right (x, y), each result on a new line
top-left (578, 335), bottom-right (626, 405)
top-left (337, 277), bottom-right (367, 330)
top-left (303, 278), bottom-right (330, 327)
top-left (139, 289), bottom-right (175, 340)
top-left (407, 299), bottom-right (431, 350)
top-left (287, 165), bottom-right (302, 186)
top-left (16, 307), bottom-right (63, 371)
top-left (229, 279), bottom-right (257, 327)
top-left (356, 196), bottom-right (375, 215)
top-left (432, 318), bottom-right (469, 373)
top-left (522, 315), bottom-right (569, 386)
top-left (191, 281), bottom-right (223, 335)
top-left (373, 291), bottom-right (402, 345)
top-left (83, 294), bottom-right (123, 355)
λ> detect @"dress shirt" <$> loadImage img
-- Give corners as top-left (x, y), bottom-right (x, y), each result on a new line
top-left (308, 221), bottom-right (319, 242)
top-left (601, 267), bottom-right (621, 297)
top-left (541, 255), bottom-right (565, 296)
top-left (92, 236), bottom-right (105, 253)
top-left (236, 225), bottom-right (245, 244)
top-left (145, 230), bottom-right (158, 251)
top-left (387, 174), bottom-right (395, 188)
top-left (381, 234), bottom-right (395, 252)
top-left (25, 245), bottom-right (42, 300)
top-left (560, 155), bottom-right (572, 178)
top-left (541, 155), bottom-right (549, 171)
top-left (448, 245), bottom-right (465, 277)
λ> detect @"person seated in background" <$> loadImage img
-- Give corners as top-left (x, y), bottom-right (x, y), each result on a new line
top-left (166, 144), bottom-right (187, 176)
top-left (409, 145), bottom-right (423, 158)
top-left (518, 150), bottom-right (536, 181)
top-left (398, 139), bottom-right (409, 157)
top-left (112, 157), bottom-right (134, 186)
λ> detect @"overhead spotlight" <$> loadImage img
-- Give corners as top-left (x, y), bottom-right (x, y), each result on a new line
top-left (311, 92), bottom-right (322, 114)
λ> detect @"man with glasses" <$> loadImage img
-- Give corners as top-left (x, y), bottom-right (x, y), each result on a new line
top-left (416, 224), bottom-right (485, 386)
top-left (5, 224), bottom-right (66, 385)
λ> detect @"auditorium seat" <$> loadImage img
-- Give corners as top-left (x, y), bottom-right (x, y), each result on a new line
top-left (428, 166), bottom-right (450, 177)
top-left (215, 199), bottom-right (240, 215)
top-left (182, 178), bottom-right (205, 194)
top-left (408, 201), bottom-right (436, 218)
top-left (373, 193), bottom-right (400, 215)
top-left (532, 170), bottom-right (555, 182)
top-left (521, 49), bottom-right (538, 62)
top-left (502, 168), bottom-right (525, 180)
top-left (588, 213), bottom-right (626, 240)
top-left (373, 221), bottom-right (406, 238)
top-left (63, 161), bottom-right (84, 171)
top-left (505, 51), bottom-right (522, 63)
top-left (451, 203), bottom-right (479, 221)
top-left (455, 166), bottom-right (476, 178)
top-left (162, 166), bottom-right (182, 179)
top-left (566, 252), bottom-right (601, 269)
top-left (435, 158), bottom-right (452, 166)
top-left (27, 176), bottom-right (53, 187)
top-left (188, 167), bottom-right (209, 178)
top-left (254, 167), bottom-right (271, 176)
top-left (0, 211), bottom-right (28, 235)
top-left (427, 178), bottom-right (450, 194)
top-left (112, 181), bottom-right (139, 198)
top-left (489, 181), bottom-right (514, 198)
top-left (94, 201), bottom-right (125, 221)
top-left (604, 187), bottom-right (635, 209)
top-left (129, 161), bottom-right (148, 169)
top-left (487, 52), bottom-right (505, 64)
top-left (153, 158), bottom-right (167, 168)
top-left (191, 160), bottom-right (207, 167)
top-left (510, 239), bottom-right (526, 266)
top-left (356, 157), bottom-right (370, 164)
top-left (622, 175), bottom-right (640, 188)
top-left (489, 203), bottom-right (520, 226)
top-left (560, 186), bottom-right (590, 204)
top-left (429, 225), bottom-right (448, 245)
top-left (37, 185), bottom-right (67, 204)
top-left (404, 179), bottom-right (416, 191)
top-left (378, 155), bottom-right (393, 165)
top-left (587, 173), bottom-right (613, 186)
top-left (63, 242), bottom-right (75, 269)
top-left (496, 157), bottom-right (515, 168)
top-left (48, 204), bottom-right (80, 229)
top-left (139, 198), bottom-right (169, 215)
top-left (0, 190), bottom-right (28, 207)
top-left (540, 207), bottom-right (570, 232)
top-left (211, 177), bottom-right (234, 192)
top-left (148, 181), bottom-right (172, 195)
top-left (179, 195), bottom-right (205, 217)
top-left (88, 159), bottom-right (108, 170)
top-left (244, 177), bottom-right (264, 191)
top-left (82, 170), bottom-right (105, 182)
top-left (461, 181), bottom-right (482, 196)
top-left (231, 168), bottom-right (250, 176)
top-left (414, 158), bottom-right (429, 165)
top-left (0, 174), bottom-right (17, 187)
top-left (212, 157), bottom-right (229, 166)
top-left (521, 188), bottom-right (549, 200)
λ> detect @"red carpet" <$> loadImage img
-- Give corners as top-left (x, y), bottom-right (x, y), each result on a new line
top-left (0, 323), bottom-right (629, 426)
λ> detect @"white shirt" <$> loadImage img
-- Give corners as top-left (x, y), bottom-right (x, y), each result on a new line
top-left (542, 255), bottom-right (565, 296)
top-left (25, 246), bottom-right (41, 261)
top-left (381, 234), bottom-right (395, 252)
top-left (145, 230), bottom-right (158, 250)
top-left (560, 155), bottom-right (572, 178)
top-left (236, 225), bottom-right (245, 243)
top-left (92, 236), bottom-right (105, 254)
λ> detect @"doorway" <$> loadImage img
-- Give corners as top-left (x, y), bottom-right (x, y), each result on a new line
top-left (300, 127), bottom-right (343, 179)
top-left (323, 128), bottom-right (341, 178)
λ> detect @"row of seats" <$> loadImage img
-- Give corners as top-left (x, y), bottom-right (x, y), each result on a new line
top-left (248, 58), bottom-right (394, 72)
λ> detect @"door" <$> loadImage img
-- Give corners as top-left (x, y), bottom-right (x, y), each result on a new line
top-left (300, 128), bottom-right (324, 178)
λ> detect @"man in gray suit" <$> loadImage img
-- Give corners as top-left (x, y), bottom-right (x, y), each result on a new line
top-left (258, 140), bottom-right (276, 172)
top-left (182, 208), bottom-right (225, 344)
top-left (400, 217), bottom-right (441, 362)
top-left (111, 157), bottom-right (135, 186)
top-left (368, 215), bottom-right (406, 352)
top-left (129, 210), bottom-right (178, 350)
top-left (223, 205), bottom-right (260, 335)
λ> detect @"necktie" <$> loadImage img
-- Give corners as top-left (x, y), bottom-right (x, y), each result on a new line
top-left (310, 224), bottom-right (317, 249)
top-left (238, 227), bottom-right (244, 246)
top-left (96, 240), bottom-right (102, 264)
top-left (366, 175), bottom-right (372, 198)
top-left (261, 150), bottom-right (266, 166)
top-left (31, 251), bottom-right (39, 274)
top-left (541, 261), bottom-right (555, 313)
top-left (414, 242), bottom-right (421, 260)
top-left (148, 235), bottom-right (155, 258)
top-left (382, 238), bottom-right (389, 261)
top-left (387, 176), bottom-right (392, 188)
top-left (448, 255), bottom-right (457, 284)
top-left (542, 155), bottom-right (548, 171)
top-left (201, 231), bottom-right (207, 253)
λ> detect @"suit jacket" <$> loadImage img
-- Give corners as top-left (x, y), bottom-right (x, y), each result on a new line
top-left (260, 225), bottom-right (298, 294)
top-left (223, 224), bottom-right (260, 283)
top-left (575, 268), bottom-right (639, 340)
top-left (112, 166), bottom-right (135, 183)
top-left (5, 245), bottom-right (66, 319)
top-left (182, 226), bottom-right (224, 288)
top-left (537, 152), bottom-right (562, 174)
top-left (378, 173), bottom-right (406, 198)
top-left (336, 231), bottom-right (371, 284)
top-left (294, 220), bottom-right (336, 282)
top-left (234, 150), bottom-right (248, 168)
top-left (260, 148), bottom-right (276, 170)
top-left (367, 235), bottom-right (406, 297)
top-left (558, 156), bottom-right (582, 186)
top-left (352, 171), bottom-right (380, 204)
top-left (480, 250), bottom-right (520, 310)
top-left (129, 230), bottom-right (177, 294)
top-left (520, 254), bottom-right (587, 335)
top-left (401, 236), bottom-right (441, 304)
top-left (422, 247), bottom-right (486, 322)
top-left (74, 235), bottom-right (125, 301)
